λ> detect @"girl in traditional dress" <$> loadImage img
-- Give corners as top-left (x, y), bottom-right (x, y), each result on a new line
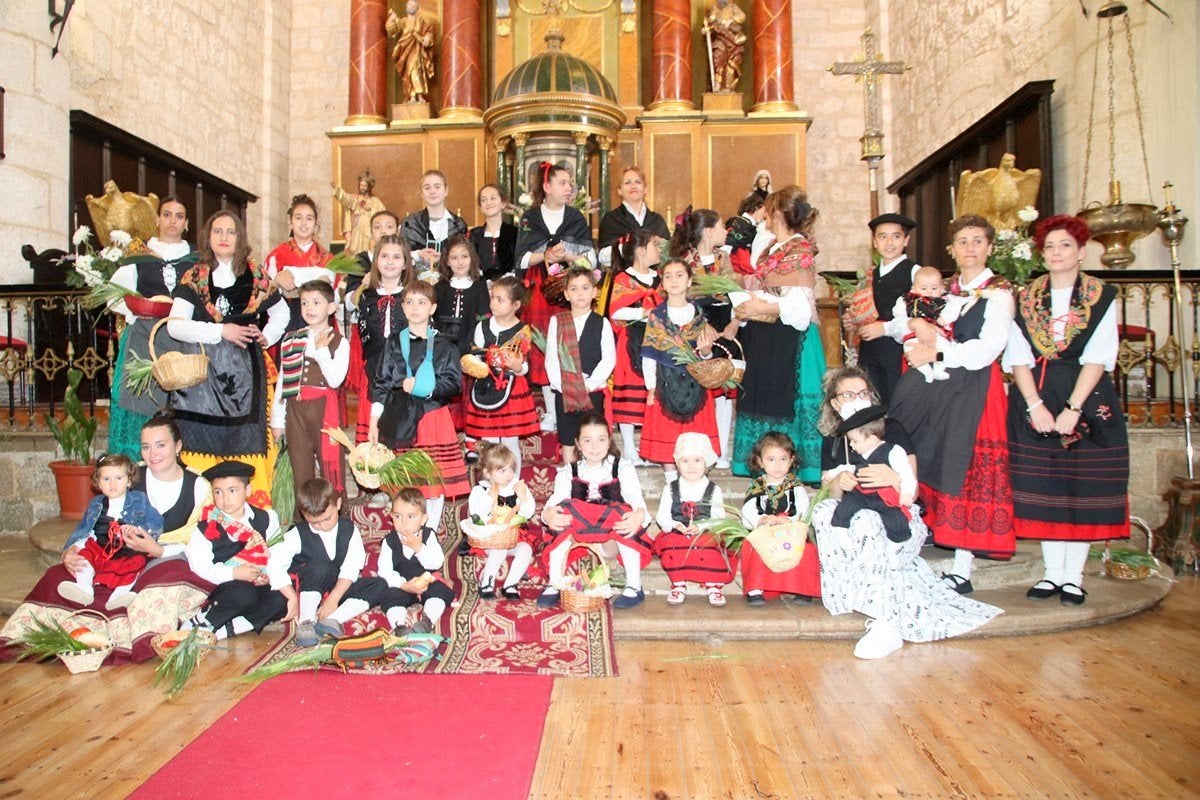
top-left (464, 276), bottom-right (539, 470)
top-left (606, 229), bottom-right (663, 461)
top-left (812, 367), bottom-right (1002, 659)
top-left (168, 210), bottom-right (288, 496)
top-left (545, 266), bottom-right (615, 466)
top-left (888, 215), bottom-right (1016, 595)
top-left (467, 442), bottom-right (538, 601)
top-left (1004, 214), bottom-right (1128, 606)
top-left (265, 193), bottom-right (335, 333)
top-left (469, 183), bottom-right (518, 281)
top-left (539, 411), bottom-right (652, 609)
top-left (670, 207), bottom-right (740, 466)
top-left (652, 432), bottom-right (734, 607)
top-left (515, 162), bottom-right (597, 431)
top-left (728, 186), bottom-right (827, 482)
top-left (596, 166), bottom-right (670, 267)
top-left (401, 169), bottom-right (469, 279)
top-left (639, 259), bottom-right (721, 479)
top-left (434, 234), bottom-right (491, 437)
top-left (369, 280), bottom-right (469, 528)
top-left (107, 196), bottom-right (197, 459)
top-left (738, 431), bottom-right (820, 607)
top-left (347, 234), bottom-right (411, 442)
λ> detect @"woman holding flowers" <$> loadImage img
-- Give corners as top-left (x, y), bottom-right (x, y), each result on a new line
top-left (168, 210), bottom-right (288, 496)
top-left (105, 197), bottom-right (197, 459)
top-left (887, 215), bottom-right (1016, 595)
top-left (1003, 214), bottom-right (1128, 606)
top-left (728, 186), bottom-right (826, 481)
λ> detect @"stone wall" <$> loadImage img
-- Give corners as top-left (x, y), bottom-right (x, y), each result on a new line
top-left (877, 0), bottom-right (1198, 270)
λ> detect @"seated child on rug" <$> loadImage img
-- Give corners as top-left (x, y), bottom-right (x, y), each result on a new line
top-left (465, 442), bottom-right (537, 601)
top-left (897, 266), bottom-right (964, 382)
top-left (369, 279), bottom-right (470, 529)
top-left (652, 433), bottom-right (734, 607)
top-left (739, 432), bottom-right (820, 607)
top-left (539, 411), bottom-right (651, 609)
top-left (377, 487), bottom-right (455, 635)
top-left (826, 405), bottom-right (917, 543)
top-left (273, 477), bottom-right (392, 647)
top-left (58, 454), bottom-right (164, 610)
top-left (545, 265), bottom-right (616, 465)
top-left (182, 461), bottom-right (295, 639)
top-left (272, 280), bottom-right (350, 499)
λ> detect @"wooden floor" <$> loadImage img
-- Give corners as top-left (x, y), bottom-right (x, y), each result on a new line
top-left (0, 581), bottom-right (1197, 800)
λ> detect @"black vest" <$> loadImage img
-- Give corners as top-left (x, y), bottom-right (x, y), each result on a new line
top-left (382, 527), bottom-right (438, 580)
top-left (872, 258), bottom-right (916, 322)
top-left (288, 518), bottom-right (355, 573)
top-left (668, 480), bottom-right (716, 525)
top-left (134, 470), bottom-right (199, 533)
top-left (209, 505), bottom-right (271, 564)
top-left (570, 458), bottom-right (624, 503)
top-left (577, 312), bottom-right (603, 375)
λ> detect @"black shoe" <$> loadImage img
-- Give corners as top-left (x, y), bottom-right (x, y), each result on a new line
top-left (1025, 580), bottom-right (1061, 600)
top-left (745, 592), bottom-right (767, 607)
top-left (941, 572), bottom-right (974, 595)
top-left (458, 538), bottom-right (472, 556)
top-left (465, 447), bottom-right (480, 465)
top-left (501, 585), bottom-right (521, 600)
top-left (479, 580), bottom-right (497, 600)
top-left (783, 593), bottom-right (814, 604)
top-left (1059, 583), bottom-right (1087, 606)
top-left (536, 587), bottom-right (560, 607)
top-left (412, 616), bottom-right (435, 634)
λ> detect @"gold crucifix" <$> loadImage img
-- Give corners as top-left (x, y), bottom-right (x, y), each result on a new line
top-left (829, 28), bottom-right (910, 217)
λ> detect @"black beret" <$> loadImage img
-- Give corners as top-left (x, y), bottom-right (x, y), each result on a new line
top-left (868, 213), bottom-right (918, 233)
top-left (202, 460), bottom-right (256, 481)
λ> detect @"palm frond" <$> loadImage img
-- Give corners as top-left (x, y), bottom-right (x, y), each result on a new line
top-left (699, 505), bottom-right (754, 554)
top-left (240, 643), bottom-right (334, 682)
top-left (14, 616), bottom-right (90, 661)
top-left (325, 250), bottom-right (366, 276)
top-left (123, 351), bottom-right (156, 397)
top-left (528, 327), bottom-right (547, 353)
top-left (82, 282), bottom-right (140, 311)
top-left (152, 628), bottom-right (212, 698)
top-left (822, 273), bottom-right (862, 298)
top-left (800, 482), bottom-right (833, 527)
top-left (689, 272), bottom-right (743, 298)
top-left (374, 449), bottom-right (442, 491)
top-left (272, 441), bottom-right (295, 528)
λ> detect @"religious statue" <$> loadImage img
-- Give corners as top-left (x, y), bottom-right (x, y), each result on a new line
top-left (332, 169), bottom-right (387, 255)
top-left (387, 0), bottom-right (436, 104)
top-left (956, 153), bottom-right (1043, 232)
top-left (84, 180), bottom-right (159, 247)
top-left (703, 0), bottom-right (747, 93)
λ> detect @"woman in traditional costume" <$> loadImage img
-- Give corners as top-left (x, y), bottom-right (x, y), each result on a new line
top-left (887, 215), bottom-right (1016, 594)
top-left (107, 197), bottom-right (197, 459)
top-left (168, 210), bottom-right (288, 496)
top-left (729, 186), bottom-right (826, 481)
top-left (469, 183), bottom-right (518, 281)
top-left (597, 166), bottom-right (670, 267)
top-left (606, 229), bottom-right (663, 460)
top-left (1003, 214), bottom-right (1128, 606)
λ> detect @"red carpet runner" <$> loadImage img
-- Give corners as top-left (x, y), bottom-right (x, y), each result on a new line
top-left (130, 672), bottom-right (553, 800)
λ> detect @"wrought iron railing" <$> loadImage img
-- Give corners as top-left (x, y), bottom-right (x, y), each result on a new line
top-left (822, 269), bottom-right (1200, 427)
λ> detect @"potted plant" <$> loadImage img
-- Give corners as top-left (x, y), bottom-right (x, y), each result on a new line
top-left (45, 368), bottom-right (98, 520)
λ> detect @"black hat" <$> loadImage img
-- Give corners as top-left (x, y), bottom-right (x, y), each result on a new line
top-left (868, 213), bottom-right (917, 233)
top-left (835, 404), bottom-right (888, 437)
top-left (203, 460), bottom-right (256, 482)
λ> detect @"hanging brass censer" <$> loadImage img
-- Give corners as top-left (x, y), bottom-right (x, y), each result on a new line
top-left (1076, 0), bottom-right (1157, 268)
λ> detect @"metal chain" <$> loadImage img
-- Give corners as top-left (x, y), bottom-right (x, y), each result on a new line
top-left (1106, 18), bottom-right (1116, 187)
top-left (1081, 19), bottom-right (1102, 207)
top-left (1124, 14), bottom-right (1155, 204)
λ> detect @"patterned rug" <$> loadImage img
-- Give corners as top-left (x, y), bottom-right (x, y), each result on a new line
top-left (248, 497), bottom-right (618, 678)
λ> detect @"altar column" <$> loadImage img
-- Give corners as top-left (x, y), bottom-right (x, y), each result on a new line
top-left (598, 137), bottom-right (612, 216)
top-left (573, 132), bottom-right (589, 190)
top-left (513, 134), bottom-right (529, 191)
top-left (751, 0), bottom-right (798, 113)
top-left (345, 0), bottom-right (389, 125)
top-left (648, 0), bottom-right (694, 112)
top-left (439, 0), bottom-right (483, 118)
top-left (494, 137), bottom-right (510, 196)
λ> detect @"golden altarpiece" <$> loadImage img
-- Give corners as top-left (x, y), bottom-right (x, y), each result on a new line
top-left (330, 0), bottom-right (809, 231)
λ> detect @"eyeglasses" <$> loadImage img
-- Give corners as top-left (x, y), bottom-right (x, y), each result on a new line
top-left (836, 390), bottom-right (873, 402)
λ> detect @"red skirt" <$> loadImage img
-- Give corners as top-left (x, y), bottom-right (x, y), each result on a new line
top-left (652, 530), bottom-right (738, 585)
top-left (398, 406), bottom-right (470, 499)
top-left (920, 368), bottom-right (1015, 558)
top-left (739, 539), bottom-right (822, 597)
top-left (448, 375), bottom-right (470, 430)
top-left (542, 499), bottom-right (654, 569)
top-left (611, 325), bottom-right (648, 425)
top-left (638, 392), bottom-right (719, 464)
top-left (524, 264), bottom-right (553, 386)
top-left (80, 539), bottom-right (147, 588)
top-left (464, 373), bottom-right (540, 438)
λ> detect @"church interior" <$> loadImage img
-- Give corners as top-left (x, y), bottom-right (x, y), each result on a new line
top-left (0, 1), bottom-right (1198, 797)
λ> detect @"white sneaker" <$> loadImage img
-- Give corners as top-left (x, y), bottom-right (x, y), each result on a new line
top-left (853, 618), bottom-right (904, 660)
top-left (105, 590), bottom-right (137, 611)
top-left (57, 581), bottom-right (94, 606)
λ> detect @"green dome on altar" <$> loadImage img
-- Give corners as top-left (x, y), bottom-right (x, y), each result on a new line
top-left (484, 30), bottom-right (625, 141)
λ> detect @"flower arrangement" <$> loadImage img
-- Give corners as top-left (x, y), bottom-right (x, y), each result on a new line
top-left (571, 187), bottom-right (598, 216)
top-left (62, 225), bottom-right (143, 310)
top-left (985, 206), bottom-right (1045, 286)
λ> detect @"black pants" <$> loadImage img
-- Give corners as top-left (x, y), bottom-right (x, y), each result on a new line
top-left (203, 581), bottom-right (288, 632)
top-left (295, 562), bottom-right (392, 607)
top-left (554, 390), bottom-right (605, 446)
top-left (378, 579), bottom-right (454, 612)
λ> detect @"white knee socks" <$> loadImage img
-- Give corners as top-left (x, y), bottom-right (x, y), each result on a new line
top-left (423, 597), bottom-right (446, 626)
top-left (213, 616), bottom-right (255, 641)
top-left (546, 539), bottom-right (570, 587)
top-left (1062, 541), bottom-right (1089, 588)
top-left (1040, 540), bottom-right (1066, 584)
top-left (616, 543), bottom-right (642, 591)
top-left (482, 549), bottom-right (508, 585)
top-left (541, 387), bottom-right (556, 422)
top-left (620, 423), bottom-right (639, 461)
top-left (328, 598), bottom-right (370, 624)
top-left (952, 548), bottom-right (974, 579)
top-left (504, 542), bottom-right (534, 588)
top-left (501, 436), bottom-right (522, 473)
top-left (425, 494), bottom-right (445, 532)
top-left (299, 590), bottom-right (321, 623)
top-left (715, 396), bottom-right (733, 462)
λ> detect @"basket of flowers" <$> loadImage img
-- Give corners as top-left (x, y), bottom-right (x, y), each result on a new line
top-left (560, 543), bottom-right (615, 613)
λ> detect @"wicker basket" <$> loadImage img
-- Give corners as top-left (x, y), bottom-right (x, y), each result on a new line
top-left (686, 357), bottom-right (735, 389)
top-left (734, 305), bottom-right (780, 324)
top-left (57, 610), bottom-right (115, 674)
top-left (1103, 543), bottom-right (1153, 580)
top-left (151, 629), bottom-right (218, 661)
top-left (745, 521), bottom-right (807, 573)
top-left (348, 442), bottom-right (398, 489)
top-left (149, 317), bottom-right (209, 391)
top-left (560, 543), bottom-right (610, 613)
top-left (463, 520), bottom-right (521, 550)
top-left (712, 339), bottom-right (745, 385)
top-left (460, 353), bottom-right (490, 380)
top-left (541, 271), bottom-right (569, 308)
